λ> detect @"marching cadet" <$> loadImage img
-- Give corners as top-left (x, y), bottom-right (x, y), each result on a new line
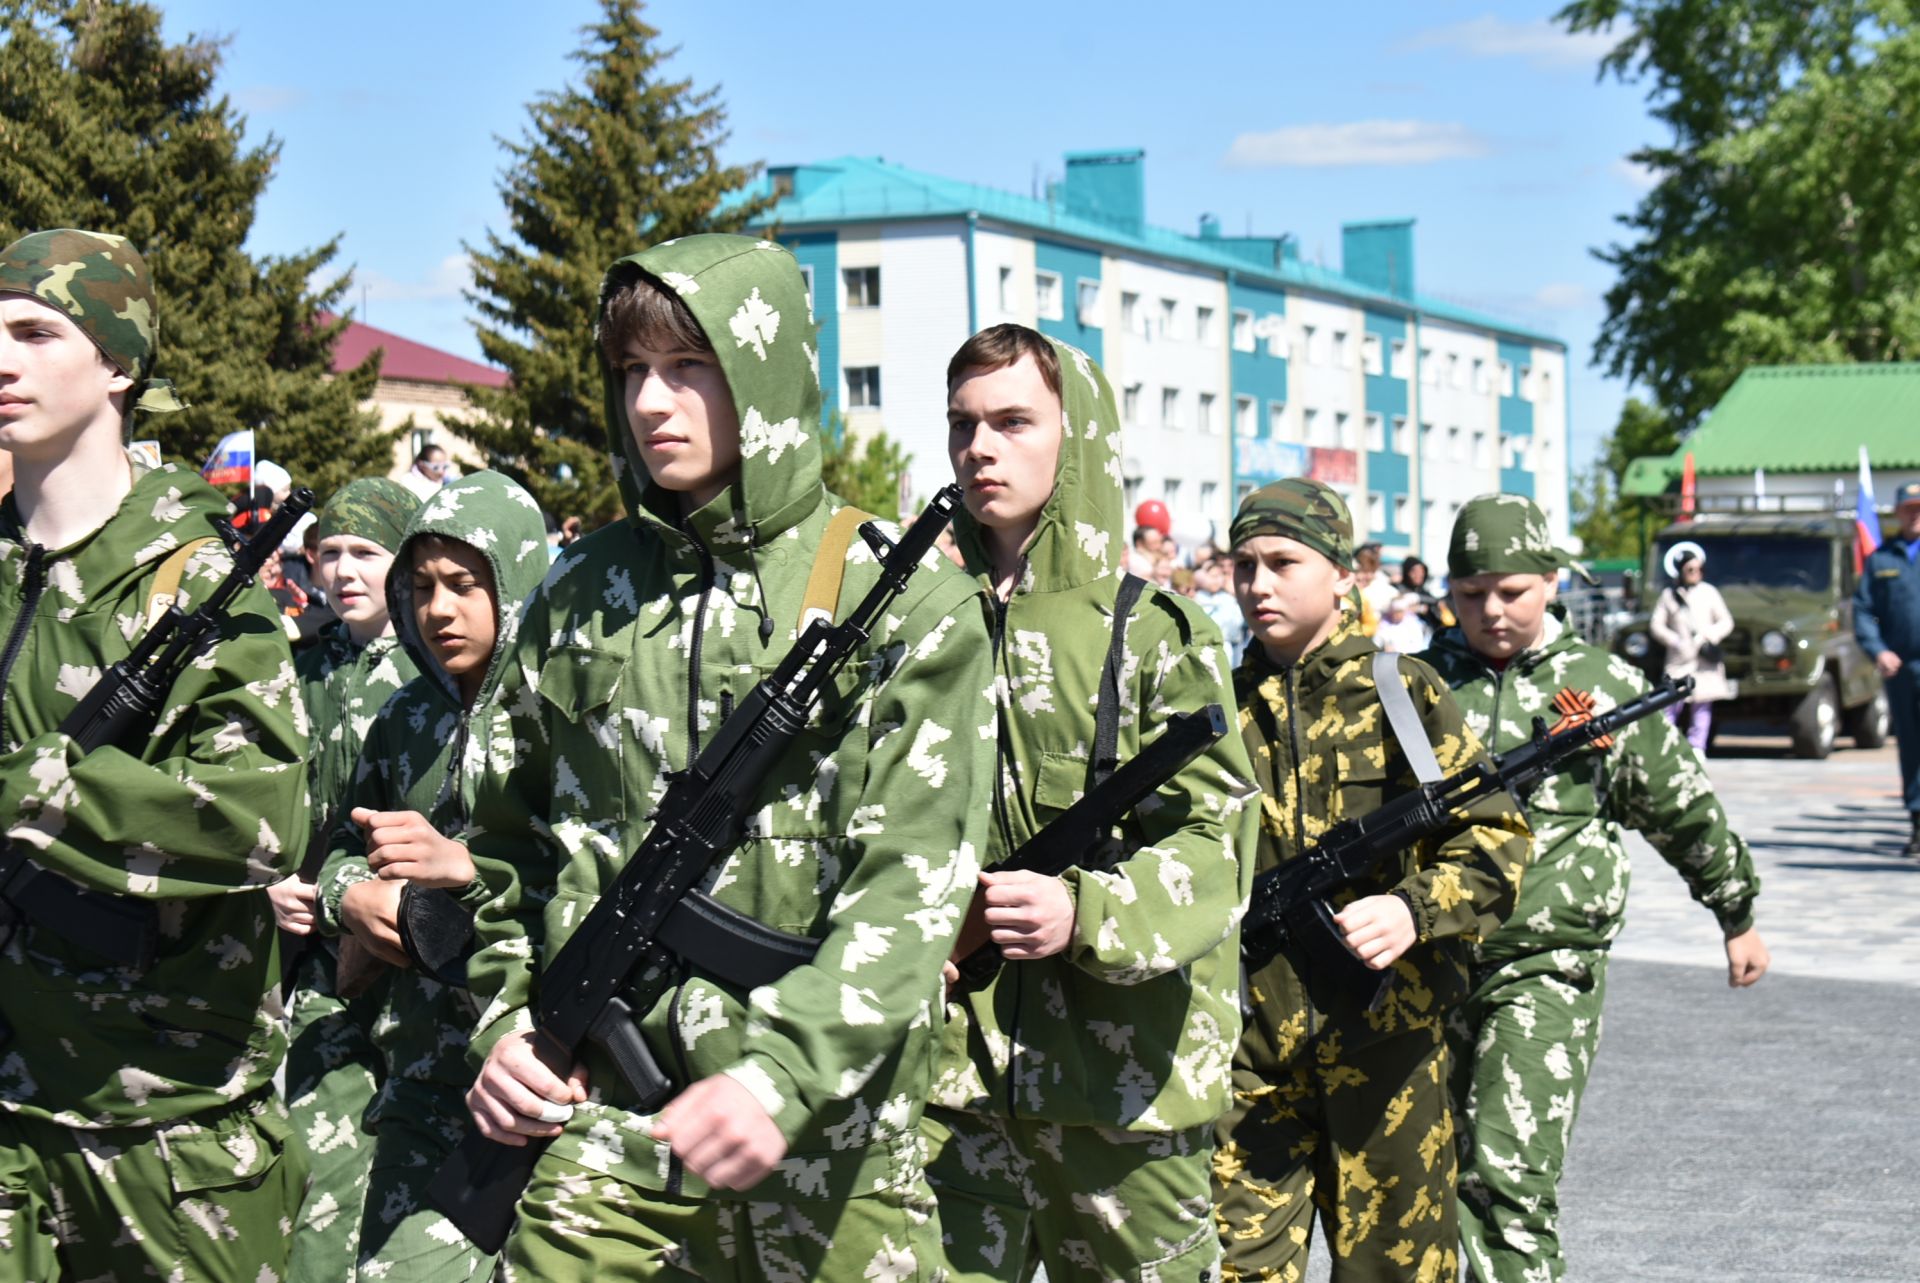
top-left (0, 229), bottom-right (309, 1280)
top-left (460, 235), bottom-right (994, 1277)
top-left (312, 469), bottom-right (548, 1280)
top-left (1423, 493), bottom-right (1766, 1283)
top-left (927, 323), bottom-right (1258, 1281)
top-left (1214, 479), bottom-right (1528, 1283)
top-left (271, 475), bottom-right (422, 1282)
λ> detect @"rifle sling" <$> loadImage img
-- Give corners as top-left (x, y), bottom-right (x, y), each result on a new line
top-left (1093, 575), bottom-right (1147, 787)
top-left (1373, 652), bottom-right (1443, 784)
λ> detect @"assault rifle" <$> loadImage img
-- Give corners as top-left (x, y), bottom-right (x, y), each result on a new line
top-left (1239, 676), bottom-right (1693, 1013)
top-left (0, 489), bottom-right (316, 975)
top-left (427, 486), bottom-right (964, 1254)
top-left (948, 703), bottom-right (1229, 990)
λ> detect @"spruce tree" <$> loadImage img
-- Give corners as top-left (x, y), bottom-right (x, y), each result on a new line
top-left (819, 414), bottom-right (913, 521)
top-left (457, 0), bottom-right (775, 522)
top-left (0, 0), bottom-right (394, 500)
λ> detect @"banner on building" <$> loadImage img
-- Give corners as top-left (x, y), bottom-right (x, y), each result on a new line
top-left (1307, 447), bottom-right (1358, 486)
top-left (1234, 438), bottom-right (1309, 481)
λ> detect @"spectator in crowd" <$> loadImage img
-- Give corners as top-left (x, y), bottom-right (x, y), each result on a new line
top-left (1374, 592), bottom-right (1431, 654)
top-left (1649, 540), bottom-right (1734, 752)
top-left (1170, 566), bottom-right (1196, 597)
top-left (1151, 552), bottom-right (1175, 589)
top-left (1192, 553), bottom-right (1247, 655)
top-left (399, 443), bottom-right (449, 501)
top-left (1354, 541), bottom-right (1398, 619)
top-left (1401, 554), bottom-right (1453, 629)
top-left (1128, 523), bottom-right (1167, 577)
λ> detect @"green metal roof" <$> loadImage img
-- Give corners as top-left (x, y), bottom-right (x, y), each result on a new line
top-left (1645, 363), bottom-right (1920, 483)
top-left (744, 156), bottom-right (1564, 348)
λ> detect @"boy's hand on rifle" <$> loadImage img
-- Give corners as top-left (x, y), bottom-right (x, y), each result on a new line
top-left (468, 1030), bottom-right (589, 1146)
top-left (339, 878), bottom-right (410, 967)
top-left (1334, 894), bottom-right (1416, 971)
top-left (355, 807), bottom-right (476, 889)
top-left (653, 1074), bottom-right (788, 1190)
top-left (979, 869), bottom-right (1074, 960)
top-left (268, 877), bottom-right (317, 935)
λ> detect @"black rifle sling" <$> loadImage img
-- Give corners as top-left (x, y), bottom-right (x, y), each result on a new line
top-left (1092, 575), bottom-right (1147, 788)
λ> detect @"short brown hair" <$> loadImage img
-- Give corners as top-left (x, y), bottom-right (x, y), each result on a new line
top-left (599, 270), bottom-right (712, 368)
top-left (946, 323), bottom-right (1062, 400)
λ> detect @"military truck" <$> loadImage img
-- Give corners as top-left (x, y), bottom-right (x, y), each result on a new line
top-left (1612, 511), bottom-right (1891, 758)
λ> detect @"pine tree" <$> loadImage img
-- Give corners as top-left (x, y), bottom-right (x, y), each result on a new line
top-left (457, 0), bottom-right (775, 522)
top-left (0, 0), bottom-right (395, 500)
top-left (819, 414), bottom-right (912, 521)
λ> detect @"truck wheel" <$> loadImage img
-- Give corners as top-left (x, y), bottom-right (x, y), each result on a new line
top-left (1791, 679), bottom-right (1839, 759)
top-left (1846, 685), bottom-right (1892, 749)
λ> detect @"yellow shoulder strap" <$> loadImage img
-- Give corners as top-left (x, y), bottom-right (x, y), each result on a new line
top-left (797, 506), bottom-right (876, 635)
top-left (145, 537), bottom-right (220, 630)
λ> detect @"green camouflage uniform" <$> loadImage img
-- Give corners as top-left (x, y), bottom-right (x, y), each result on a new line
top-left (1423, 494), bottom-right (1759, 1283)
top-left (925, 333), bottom-right (1258, 1283)
top-left (0, 230), bottom-right (308, 1282)
top-left (1214, 480), bottom-right (1529, 1283)
top-left (464, 235), bottom-right (996, 1280)
top-left (286, 478), bottom-right (421, 1283)
top-left (311, 469), bottom-right (549, 1281)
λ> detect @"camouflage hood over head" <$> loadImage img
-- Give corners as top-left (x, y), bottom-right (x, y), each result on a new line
top-left (597, 235), bottom-right (825, 548)
top-left (386, 470), bottom-right (551, 706)
top-left (952, 336), bottom-right (1126, 593)
top-left (0, 228), bottom-right (186, 415)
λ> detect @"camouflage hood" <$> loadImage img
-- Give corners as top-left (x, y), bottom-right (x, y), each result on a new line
top-left (386, 470), bottom-right (551, 707)
top-left (597, 235), bottom-right (824, 550)
top-left (952, 336), bottom-right (1126, 593)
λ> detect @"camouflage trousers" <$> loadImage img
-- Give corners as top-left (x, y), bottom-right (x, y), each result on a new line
top-left (285, 946), bottom-right (387, 1283)
top-left (353, 1107), bottom-right (493, 1282)
top-left (1214, 1015), bottom-right (1457, 1283)
top-left (923, 1105), bottom-right (1219, 1282)
top-left (1447, 949), bottom-right (1608, 1283)
top-left (498, 1150), bottom-right (945, 1281)
top-left (0, 1091), bottom-right (304, 1283)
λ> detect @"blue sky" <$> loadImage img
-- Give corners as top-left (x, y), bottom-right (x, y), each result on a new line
top-left (158, 1), bottom-right (1658, 466)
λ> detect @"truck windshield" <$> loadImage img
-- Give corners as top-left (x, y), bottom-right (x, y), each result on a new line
top-left (1656, 536), bottom-right (1832, 592)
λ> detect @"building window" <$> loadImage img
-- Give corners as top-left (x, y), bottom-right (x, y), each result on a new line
top-left (1448, 352), bottom-right (1464, 389)
top-left (1196, 306), bottom-right (1216, 346)
top-left (1262, 315), bottom-right (1288, 358)
top-left (846, 366), bottom-right (881, 408)
top-left (1301, 324), bottom-right (1318, 364)
top-left (1161, 387), bottom-right (1181, 429)
top-left (1122, 291), bottom-right (1141, 334)
top-left (1159, 297), bottom-right (1178, 340)
top-left (1448, 425), bottom-right (1464, 461)
top-left (1334, 330), bottom-right (1352, 368)
top-left (1368, 492), bottom-right (1386, 531)
top-left (1499, 360), bottom-right (1514, 396)
top-left (1472, 429), bottom-right (1488, 467)
top-left (1199, 391), bottom-right (1218, 435)
top-left (1364, 412), bottom-right (1385, 452)
top-left (1472, 357), bottom-right (1489, 395)
top-left (1421, 498), bottom-right (1436, 532)
top-left (1122, 383), bottom-right (1142, 426)
top-left (1333, 410), bottom-right (1351, 448)
top-left (1235, 395), bottom-right (1256, 438)
top-left (1077, 279), bottom-right (1102, 327)
top-left (1538, 368), bottom-right (1552, 402)
top-left (1304, 407), bottom-right (1323, 444)
top-left (772, 172), bottom-right (795, 198)
top-left (1362, 333), bottom-right (1383, 375)
top-left (1420, 348), bottom-right (1436, 384)
top-left (1036, 271), bottom-right (1063, 320)
top-left (997, 266), bottom-right (1015, 312)
top-left (1236, 480), bottom-right (1257, 506)
top-left (1232, 309), bottom-right (1255, 352)
top-left (1391, 415), bottom-right (1410, 453)
top-left (1124, 475), bottom-right (1144, 507)
top-left (1394, 495), bottom-right (1411, 532)
top-left (798, 264), bottom-right (815, 312)
top-left (1164, 478), bottom-right (1183, 508)
top-left (1520, 365), bottom-right (1535, 402)
top-left (1390, 338), bottom-right (1409, 379)
top-left (1420, 422), bottom-right (1436, 457)
top-left (1199, 480), bottom-right (1218, 514)
top-left (1267, 400), bottom-right (1287, 440)
top-left (843, 266), bottom-right (880, 308)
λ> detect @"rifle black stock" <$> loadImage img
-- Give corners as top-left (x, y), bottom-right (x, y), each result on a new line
top-left (1239, 676), bottom-right (1694, 1009)
top-left (426, 486), bottom-right (963, 1254)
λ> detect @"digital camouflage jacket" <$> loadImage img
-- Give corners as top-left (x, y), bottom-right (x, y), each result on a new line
top-left (931, 337), bottom-right (1260, 1134)
top-left (314, 471), bottom-right (550, 1138)
top-left (1423, 609), bottom-right (1758, 962)
top-left (297, 624), bottom-right (416, 865)
top-left (464, 235), bottom-right (996, 1203)
top-left (0, 460), bottom-right (308, 1127)
top-left (1236, 619), bottom-right (1528, 1062)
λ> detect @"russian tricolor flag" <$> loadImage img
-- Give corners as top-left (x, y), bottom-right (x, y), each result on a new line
top-left (1855, 444), bottom-right (1882, 573)
top-left (201, 429), bottom-right (254, 487)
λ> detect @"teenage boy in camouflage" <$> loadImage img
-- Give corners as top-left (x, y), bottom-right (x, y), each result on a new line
top-left (926, 323), bottom-right (1257, 1281)
top-left (1423, 493), bottom-right (1766, 1283)
top-left (311, 469), bottom-right (548, 1280)
top-left (271, 475), bottom-right (422, 1282)
top-left (461, 235), bottom-right (994, 1278)
top-left (1214, 478), bottom-right (1528, 1283)
top-left (0, 229), bottom-right (309, 1281)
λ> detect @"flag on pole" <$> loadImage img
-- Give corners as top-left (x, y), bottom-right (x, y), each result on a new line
top-left (1854, 444), bottom-right (1881, 573)
top-left (1679, 451), bottom-right (1696, 522)
top-left (201, 429), bottom-right (254, 487)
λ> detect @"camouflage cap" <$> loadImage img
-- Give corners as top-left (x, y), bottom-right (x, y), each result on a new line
top-left (0, 229), bottom-right (186, 414)
top-left (1228, 477), bottom-right (1354, 568)
top-left (1449, 492), bottom-right (1596, 584)
top-left (315, 477), bottom-right (420, 554)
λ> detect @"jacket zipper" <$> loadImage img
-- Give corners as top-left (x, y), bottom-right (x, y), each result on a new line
top-left (985, 590), bottom-right (1024, 1119)
top-left (684, 530), bottom-right (715, 763)
top-left (1487, 666), bottom-right (1508, 756)
top-left (0, 543), bottom-right (48, 746)
top-left (1283, 662), bottom-right (1316, 1038)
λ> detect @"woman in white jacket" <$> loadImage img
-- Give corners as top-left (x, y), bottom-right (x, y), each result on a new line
top-left (1649, 540), bottom-right (1735, 751)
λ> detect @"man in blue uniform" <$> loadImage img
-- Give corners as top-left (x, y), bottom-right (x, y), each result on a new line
top-left (1856, 480), bottom-right (1920, 856)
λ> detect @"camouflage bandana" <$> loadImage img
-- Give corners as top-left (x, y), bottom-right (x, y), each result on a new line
top-left (315, 477), bottom-right (420, 553)
top-left (1228, 477), bottom-right (1354, 568)
top-left (1449, 493), bottom-right (1596, 584)
top-left (0, 228), bottom-right (187, 415)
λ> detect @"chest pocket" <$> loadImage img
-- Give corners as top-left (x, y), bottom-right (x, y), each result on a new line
top-left (537, 644), bottom-right (628, 824)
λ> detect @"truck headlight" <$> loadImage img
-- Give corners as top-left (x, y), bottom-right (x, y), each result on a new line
top-left (1623, 632), bottom-right (1650, 659)
top-left (1759, 630), bottom-right (1789, 658)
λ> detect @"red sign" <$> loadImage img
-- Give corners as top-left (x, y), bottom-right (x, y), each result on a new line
top-left (1307, 447), bottom-right (1357, 485)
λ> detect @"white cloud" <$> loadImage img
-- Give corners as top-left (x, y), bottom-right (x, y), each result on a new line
top-left (1403, 16), bottom-right (1615, 70)
top-left (354, 255), bottom-right (471, 303)
top-left (1224, 121), bottom-right (1490, 169)
top-left (1611, 157), bottom-right (1661, 191)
